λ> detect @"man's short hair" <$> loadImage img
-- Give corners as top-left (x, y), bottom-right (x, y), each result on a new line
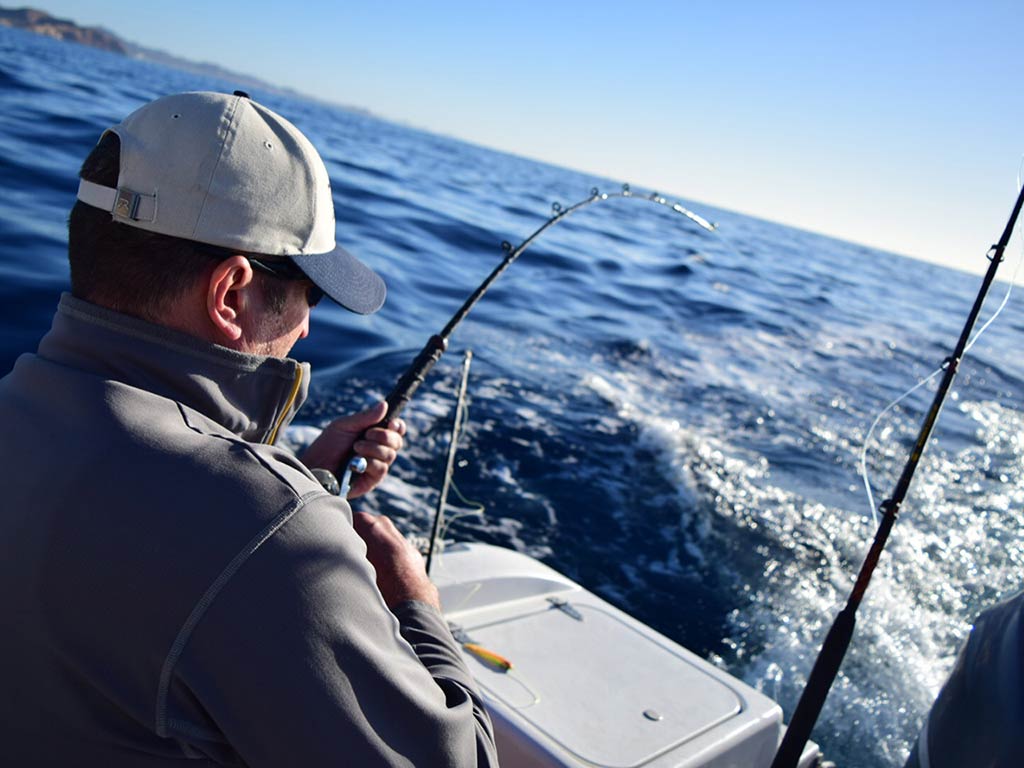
top-left (68, 132), bottom-right (289, 321)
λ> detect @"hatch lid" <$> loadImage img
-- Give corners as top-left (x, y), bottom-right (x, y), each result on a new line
top-left (465, 602), bottom-right (743, 768)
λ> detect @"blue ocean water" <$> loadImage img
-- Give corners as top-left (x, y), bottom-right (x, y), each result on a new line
top-left (2, 27), bottom-right (1023, 767)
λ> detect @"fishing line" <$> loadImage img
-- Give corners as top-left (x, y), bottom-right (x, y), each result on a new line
top-left (464, 644), bottom-right (542, 709)
top-left (858, 176), bottom-right (1024, 527)
top-left (449, 624), bottom-right (542, 709)
top-left (437, 483), bottom-right (487, 543)
top-left (772, 179), bottom-right (1024, 768)
top-left (860, 370), bottom-right (943, 527)
top-left (960, 168), bottom-right (1023, 352)
top-left (324, 185), bottom-right (722, 486)
top-left (426, 350), bottom-right (475, 574)
top-left (444, 582), bottom-right (483, 615)
top-left (435, 366), bottom-right (488, 547)
top-left (415, 495), bottom-right (487, 566)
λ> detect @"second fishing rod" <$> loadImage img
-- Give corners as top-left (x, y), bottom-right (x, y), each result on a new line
top-left (769, 180), bottom-right (1024, 768)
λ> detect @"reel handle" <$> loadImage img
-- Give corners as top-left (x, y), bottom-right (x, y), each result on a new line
top-left (316, 334), bottom-right (449, 495)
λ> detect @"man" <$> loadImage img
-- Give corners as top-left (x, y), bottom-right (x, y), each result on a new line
top-left (904, 590), bottom-right (1024, 768)
top-left (0, 91), bottom-right (497, 766)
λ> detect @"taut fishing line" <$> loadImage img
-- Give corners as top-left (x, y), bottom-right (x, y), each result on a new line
top-left (325, 184), bottom-right (723, 485)
top-left (859, 172), bottom-right (1024, 527)
top-left (316, 169), bottom-right (1023, 765)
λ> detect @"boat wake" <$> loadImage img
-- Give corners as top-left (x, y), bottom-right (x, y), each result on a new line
top-left (579, 367), bottom-right (1024, 767)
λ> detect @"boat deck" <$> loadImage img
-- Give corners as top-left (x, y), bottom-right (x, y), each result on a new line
top-left (434, 543), bottom-right (821, 768)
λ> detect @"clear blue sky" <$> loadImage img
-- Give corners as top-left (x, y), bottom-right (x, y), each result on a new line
top-left (39, 1), bottom-right (1024, 276)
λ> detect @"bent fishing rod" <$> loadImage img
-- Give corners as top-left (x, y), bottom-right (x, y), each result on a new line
top-left (770, 181), bottom-right (1024, 768)
top-left (317, 185), bottom-right (717, 490)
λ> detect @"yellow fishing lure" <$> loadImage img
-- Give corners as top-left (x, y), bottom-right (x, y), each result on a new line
top-left (462, 642), bottom-right (513, 673)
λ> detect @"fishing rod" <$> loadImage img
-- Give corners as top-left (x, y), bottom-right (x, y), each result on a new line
top-left (770, 182), bottom-right (1024, 768)
top-left (425, 349), bottom-right (474, 576)
top-left (320, 185), bottom-right (718, 486)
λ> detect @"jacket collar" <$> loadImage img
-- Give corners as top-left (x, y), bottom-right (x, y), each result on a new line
top-left (40, 294), bottom-right (310, 444)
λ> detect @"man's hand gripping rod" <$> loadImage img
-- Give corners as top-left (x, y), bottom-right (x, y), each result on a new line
top-left (318, 186), bottom-right (717, 492)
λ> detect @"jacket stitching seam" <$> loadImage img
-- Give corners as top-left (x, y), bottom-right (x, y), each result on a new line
top-left (176, 402), bottom-right (321, 485)
top-left (154, 473), bottom-right (323, 737)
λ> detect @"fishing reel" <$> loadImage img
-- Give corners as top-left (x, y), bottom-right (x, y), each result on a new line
top-left (311, 456), bottom-right (367, 498)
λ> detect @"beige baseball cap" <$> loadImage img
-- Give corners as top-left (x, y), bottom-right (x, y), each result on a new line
top-left (76, 91), bottom-right (385, 314)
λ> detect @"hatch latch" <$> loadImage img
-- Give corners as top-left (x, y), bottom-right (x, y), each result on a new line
top-left (547, 596), bottom-right (584, 621)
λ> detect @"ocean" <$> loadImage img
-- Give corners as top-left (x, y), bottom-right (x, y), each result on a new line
top-left (2, 26), bottom-right (1022, 767)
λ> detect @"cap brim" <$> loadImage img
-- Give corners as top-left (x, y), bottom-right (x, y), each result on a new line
top-left (290, 245), bottom-right (386, 315)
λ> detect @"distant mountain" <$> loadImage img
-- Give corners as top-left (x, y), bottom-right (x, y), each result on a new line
top-left (0, 6), bottom-right (126, 53)
top-left (0, 5), bottom-right (370, 113)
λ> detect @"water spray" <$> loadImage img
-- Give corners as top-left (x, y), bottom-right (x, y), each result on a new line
top-left (770, 182), bottom-right (1024, 768)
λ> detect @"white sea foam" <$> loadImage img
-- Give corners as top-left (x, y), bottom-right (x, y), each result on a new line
top-left (580, 365), bottom-right (1024, 766)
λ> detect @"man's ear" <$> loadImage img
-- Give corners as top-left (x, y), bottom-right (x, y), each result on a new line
top-left (206, 255), bottom-right (254, 342)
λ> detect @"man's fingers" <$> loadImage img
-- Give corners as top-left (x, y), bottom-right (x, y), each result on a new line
top-left (357, 457), bottom-right (390, 481)
top-left (353, 422), bottom-right (404, 465)
top-left (354, 441), bottom-right (398, 464)
top-left (322, 406), bottom-right (404, 499)
top-left (366, 421), bottom-right (405, 442)
top-left (327, 401), bottom-right (388, 435)
top-left (360, 426), bottom-right (404, 450)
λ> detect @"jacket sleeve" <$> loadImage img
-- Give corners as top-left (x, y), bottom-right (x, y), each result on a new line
top-left (392, 601), bottom-right (498, 767)
top-left (161, 494), bottom-right (499, 767)
top-left (905, 590), bottom-right (1024, 768)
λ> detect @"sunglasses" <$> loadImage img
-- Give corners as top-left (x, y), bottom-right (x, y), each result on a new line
top-left (198, 245), bottom-right (324, 307)
top-left (246, 258), bottom-right (325, 307)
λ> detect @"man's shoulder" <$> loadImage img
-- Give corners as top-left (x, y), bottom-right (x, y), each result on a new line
top-left (119, 389), bottom-right (327, 518)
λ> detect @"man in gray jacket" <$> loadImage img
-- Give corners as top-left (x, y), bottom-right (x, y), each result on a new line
top-left (0, 91), bottom-right (497, 766)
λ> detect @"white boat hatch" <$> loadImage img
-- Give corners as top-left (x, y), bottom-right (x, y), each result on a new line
top-left (466, 603), bottom-right (743, 767)
top-left (434, 543), bottom-right (816, 767)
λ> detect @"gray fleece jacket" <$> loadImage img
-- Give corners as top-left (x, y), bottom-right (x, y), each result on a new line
top-left (0, 294), bottom-right (497, 767)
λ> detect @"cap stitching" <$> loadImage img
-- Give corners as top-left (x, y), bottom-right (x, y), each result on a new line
top-left (302, 131), bottom-right (318, 253)
top-left (191, 95), bottom-right (242, 240)
top-left (308, 157), bottom-right (318, 253)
